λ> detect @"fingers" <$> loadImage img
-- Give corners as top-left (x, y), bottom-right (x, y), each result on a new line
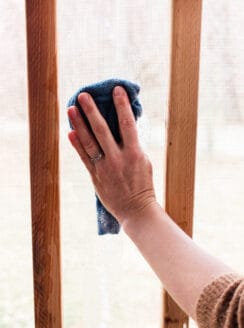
top-left (68, 85), bottom-right (139, 172)
top-left (112, 86), bottom-right (139, 148)
top-left (68, 130), bottom-right (95, 173)
top-left (68, 106), bottom-right (102, 160)
top-left (77, 93), bottom-right (119, 157)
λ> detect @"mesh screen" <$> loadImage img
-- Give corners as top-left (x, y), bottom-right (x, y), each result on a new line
top-left (0, 1), bottom-right (244, 327)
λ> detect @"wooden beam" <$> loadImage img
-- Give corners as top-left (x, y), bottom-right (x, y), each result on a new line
top-left (25, 1), bottom-right (62, 327)
top-left (163, 0), bottom-right (202, 327)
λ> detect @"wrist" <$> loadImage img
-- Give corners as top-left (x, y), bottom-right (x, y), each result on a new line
top-left (122, 201), bottom-right (166, 239)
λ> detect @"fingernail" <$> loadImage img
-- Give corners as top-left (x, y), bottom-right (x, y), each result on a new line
top-left (79, 93), bottom-right (90, 104)
top-left (114, 86), bottom-right (123, 96)
top-left (68, 107), bottom-right (77, 120)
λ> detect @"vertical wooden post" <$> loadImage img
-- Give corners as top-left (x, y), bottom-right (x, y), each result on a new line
top-left (25, 1), bottom-right (62, 327)
top-left (163, 0), bottom-right (202, 327)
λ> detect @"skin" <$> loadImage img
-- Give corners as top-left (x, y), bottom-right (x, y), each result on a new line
top-left (67, 86), bottom-right (234, 322)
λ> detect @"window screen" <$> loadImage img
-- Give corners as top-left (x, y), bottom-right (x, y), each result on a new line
top-left (0, 1), bottom-right (244, 327)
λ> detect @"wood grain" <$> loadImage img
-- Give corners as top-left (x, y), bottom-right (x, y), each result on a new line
top-left (162, 0), bottom-right (202, 327)
top-left (25, 1), bottom-right (62, 327)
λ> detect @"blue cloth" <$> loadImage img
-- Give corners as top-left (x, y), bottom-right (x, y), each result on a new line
top-left (67, 78), bottom-right (143, 235)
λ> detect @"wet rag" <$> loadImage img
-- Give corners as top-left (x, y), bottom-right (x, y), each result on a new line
top-left (67, 78), bottom-right (143, 235)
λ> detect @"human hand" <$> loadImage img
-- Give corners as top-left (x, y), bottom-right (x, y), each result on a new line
top-left (67, 86), bottom-right (156, 226)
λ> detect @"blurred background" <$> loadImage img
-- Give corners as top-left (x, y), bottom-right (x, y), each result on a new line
top-left (0, 0), bottom-right (244, 327)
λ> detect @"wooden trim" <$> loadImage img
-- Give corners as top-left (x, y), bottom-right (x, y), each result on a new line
top-left (25, 1), bottom-right (62, 326)
top-left (162, 0), bottom-right (202, 327)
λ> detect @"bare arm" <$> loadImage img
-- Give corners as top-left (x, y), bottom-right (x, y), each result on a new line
top-left (122, 201), bottom-right (233, 320)
top-left (67, 85), bottom-right (235, 322)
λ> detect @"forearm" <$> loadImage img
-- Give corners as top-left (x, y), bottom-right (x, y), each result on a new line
top-left (122, 202), bottom-right (234, 321)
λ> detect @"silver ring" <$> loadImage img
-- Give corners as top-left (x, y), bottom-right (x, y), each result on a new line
top-left (90, 151), bottom-right (104, 164)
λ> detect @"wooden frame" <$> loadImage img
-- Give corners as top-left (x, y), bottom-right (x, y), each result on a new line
top-left (163, 0), bottom-right (202, 327)
top-left (25, 0), bottom-right (202, 326)
top-left (25, 1), bottom-right (62, 327)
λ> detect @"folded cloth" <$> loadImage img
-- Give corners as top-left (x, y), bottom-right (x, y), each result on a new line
top-left (67, 78), bottom-right (143, 235)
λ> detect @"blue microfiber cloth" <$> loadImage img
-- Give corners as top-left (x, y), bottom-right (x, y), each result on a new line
top-left (67, 78), bottom-right (143, 235)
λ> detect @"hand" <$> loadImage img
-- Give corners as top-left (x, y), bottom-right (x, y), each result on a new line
top-left (67, 86), bottom-right (156, 226)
